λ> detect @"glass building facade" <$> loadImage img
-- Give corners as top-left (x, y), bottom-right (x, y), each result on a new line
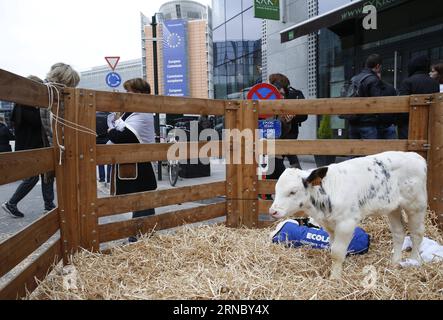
top-left (317, 0), bottom-right (443, 99)
top-left (212, 0), bottom-right (263, 99)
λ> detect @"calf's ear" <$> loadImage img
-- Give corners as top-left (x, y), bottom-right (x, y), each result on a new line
top-left (303, 167), bottom-right (329, 188)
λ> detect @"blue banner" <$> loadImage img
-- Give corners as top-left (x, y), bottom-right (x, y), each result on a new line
top-left (163, 19), bottom-right (188, 97)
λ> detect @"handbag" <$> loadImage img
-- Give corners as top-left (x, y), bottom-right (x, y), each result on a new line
top-left (118, 163), bottom-right (138, 180)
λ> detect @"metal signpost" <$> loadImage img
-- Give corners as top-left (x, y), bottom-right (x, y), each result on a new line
top-left (247, 83), bottom-right (283, 197)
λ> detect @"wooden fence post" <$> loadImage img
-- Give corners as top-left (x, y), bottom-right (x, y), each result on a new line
top-left (225, 100), bottom-right (258, 228)
top-left (428, 93), bottom-right (443, 229)
top-left (240, 100), bottom-right (259, 228)
top-left (408, 95), bottom-right (431, 160)
top-left (77, 89), bottom-right (99, 251)
top-left (225, 101), bottom-right (240, 228)
top-left (55, 88), bottom-right (81, 264)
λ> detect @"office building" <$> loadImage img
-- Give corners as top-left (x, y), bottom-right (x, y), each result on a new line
top-left (141, 0), bottom-right (213, 99)
top-left (212, 0), bottom-right (263, 100)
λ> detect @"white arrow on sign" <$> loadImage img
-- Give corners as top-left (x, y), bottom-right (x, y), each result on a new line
top-left (105, 56), bottom-right (120, 71)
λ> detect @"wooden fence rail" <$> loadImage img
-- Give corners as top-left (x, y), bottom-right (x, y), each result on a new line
top-left (0, 148), bottom-right (55, 185)
top-left (99, 202), bottom-right (226, 243)
top-left (96, 141), bottom-right (224, 165)
top-left (259, 139), bottom-right (429, 156)
top-left (1, 68), bottom-right (442, 299)
top-left (97, 181), bottom-right (226, 218)
top-left (0, 209), bottom-right (59, 278)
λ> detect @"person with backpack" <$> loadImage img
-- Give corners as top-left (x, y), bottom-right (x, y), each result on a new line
top-left (343, 54), bottom-right (397, 140)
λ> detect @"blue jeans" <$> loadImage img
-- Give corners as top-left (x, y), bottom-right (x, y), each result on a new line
top-left (9, 174), bottom-right (54, 209)
top-left (98, 165), bottom-right (111, 183)
top-left (349, 125), bottom-right (378, 139)
top-left (349, 125), bottom-right (397, 140)
top-left (377, 125), bottom-right (397, 140)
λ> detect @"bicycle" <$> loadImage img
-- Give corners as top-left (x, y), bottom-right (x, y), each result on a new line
top-left (162, 124), bottom-right (190, 187)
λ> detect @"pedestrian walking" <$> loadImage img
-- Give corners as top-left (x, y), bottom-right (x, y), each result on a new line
top-left (398, 55), bottom-right (440, 139)
top-left (2, 75), bottom-right (57, 218)
top-left (107, 78), bottom-right (157, 243)
top-left (430, 62), bottom-right (443, 92)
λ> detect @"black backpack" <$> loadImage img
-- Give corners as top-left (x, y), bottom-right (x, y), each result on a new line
top-left (345, 73), bottom-right (374, 98)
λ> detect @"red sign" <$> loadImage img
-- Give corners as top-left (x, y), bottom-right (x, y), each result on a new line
top-left (105, 56), bottom-right (120, 71)
top-left (247, 83), bottom-right (282, 119)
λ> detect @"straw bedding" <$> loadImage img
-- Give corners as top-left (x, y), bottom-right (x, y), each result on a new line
top-left (30, 212), bottom-right (443, 300)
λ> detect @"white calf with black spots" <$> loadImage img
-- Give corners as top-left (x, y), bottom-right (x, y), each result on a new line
top-left (269, 151), bottom-right (427, 280)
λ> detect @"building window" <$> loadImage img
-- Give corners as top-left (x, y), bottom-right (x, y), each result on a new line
top-left (176, 4), bottom-right (182, 19)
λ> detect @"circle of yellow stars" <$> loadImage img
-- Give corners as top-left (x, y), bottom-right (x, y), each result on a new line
top-left (166, 32), bottom-right (182, 48)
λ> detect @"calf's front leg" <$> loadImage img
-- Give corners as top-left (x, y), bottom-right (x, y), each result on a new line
top-left (329, 219), bottom-right (356, 280)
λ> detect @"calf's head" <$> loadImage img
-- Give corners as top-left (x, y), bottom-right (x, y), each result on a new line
top-left (269, 167), bottom-right (329, 219)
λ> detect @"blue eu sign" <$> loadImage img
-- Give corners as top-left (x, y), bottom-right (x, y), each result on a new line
top-left (163, 19), bottom-right (188, 97)
top-left (259, 120), bottom-right (282, 139)
top-left (106, 72), bottom-right (122, 88)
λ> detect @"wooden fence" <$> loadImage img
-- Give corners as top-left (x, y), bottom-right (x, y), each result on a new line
top-left (0, 69), bottom-right (442, 299)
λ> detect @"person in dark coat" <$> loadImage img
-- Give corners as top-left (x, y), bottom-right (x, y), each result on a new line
top-left (0, 114), bottom-right (14, 152)
top-left (267, 73), bottom-right (308, 180)
top-left (108, 78), bottom-right (157, 243)
top-left (376, 73), bottom-right (398, 139)
top-left (398, 55), bottom-right (440, 139)
top-left (347, 54), bottom-right (396, 140)
top-left (2, 76), bottom-right (55, 218)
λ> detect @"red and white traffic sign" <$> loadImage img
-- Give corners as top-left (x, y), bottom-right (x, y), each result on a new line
top-left (247, 83), bottom-right (282, 101)
top-left (247, 83), bottom-right (283, 119)
top-left (105, 56), bottom-right (120, 71)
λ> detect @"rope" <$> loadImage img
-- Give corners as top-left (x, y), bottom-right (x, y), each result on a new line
top-left (45, 82), bottom-right (97, 165)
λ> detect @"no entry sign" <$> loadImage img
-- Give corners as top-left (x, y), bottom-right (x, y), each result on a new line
top-left (247, 82), bottom-right (282, 122)
top-left (247, 83), bottom-right (282, 101)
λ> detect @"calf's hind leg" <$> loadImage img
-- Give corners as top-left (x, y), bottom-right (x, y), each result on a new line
top-left (387, 208), bottom-right (406, 265)
top-left (406, 208), bottom-right (426, 262)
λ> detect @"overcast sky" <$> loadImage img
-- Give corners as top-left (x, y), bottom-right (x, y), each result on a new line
top-left (0, 0), bottom-right (211, 79)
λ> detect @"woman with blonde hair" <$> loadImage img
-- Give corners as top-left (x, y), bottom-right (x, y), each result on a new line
top-left (40, 63), bottom-right (80, 147)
